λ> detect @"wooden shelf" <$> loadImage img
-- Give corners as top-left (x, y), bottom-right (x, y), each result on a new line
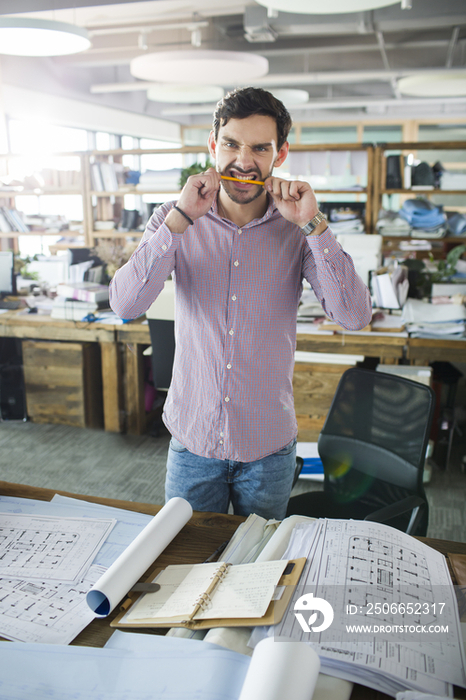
top-left (91, 229), bottom-right (141, 238)
top-left (10, 188), bottom-right (82, 197)
top-left (383, 189), bottom-right (466, 195)
top-left (90, 189), bottom-right (181, 197)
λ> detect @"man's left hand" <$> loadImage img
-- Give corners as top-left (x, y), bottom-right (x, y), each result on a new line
top-left (264, 176), bottom-right (319, 228)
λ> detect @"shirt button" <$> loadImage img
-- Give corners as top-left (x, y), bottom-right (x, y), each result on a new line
top-left (234, 260), bottom-right (239, 267)
top-left (324, 248), bottom-right (329, 254)
top-left (162, 244), bottom-right (167, 251)
top-left (225, 396), bottom-right (230, 402)
top-left (142, 277), bottom-right (147, 283)
top-left (219, 440), bottom-right (224, 445)
top-left (220, 431), bottom-right (224, 436)
top-left (227, 363), bottom-right (232, 369)
top-left (229, 329), bottom-right (234, 335)
top-left (232, 295), bottom-right (237, 301)
top-left (237, 229), bottom-right (242, 235)
top-left (342, 284), bottom-right (346, 289)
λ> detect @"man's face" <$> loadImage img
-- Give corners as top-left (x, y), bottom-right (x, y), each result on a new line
top-left (208, 114), bottom-right (288, 205)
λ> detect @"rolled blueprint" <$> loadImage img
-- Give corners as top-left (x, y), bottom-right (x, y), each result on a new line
top-left (86, 497), bottom-right (193, 616)
top-left (238, 636), bottom-right (320, 700)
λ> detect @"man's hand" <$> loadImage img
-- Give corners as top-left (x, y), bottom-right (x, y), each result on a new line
top-left (166, 168), bottom-right (221, 233)
top-left (264, 176), bottom-right (319, 229)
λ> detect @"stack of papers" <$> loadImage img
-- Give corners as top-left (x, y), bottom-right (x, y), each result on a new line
top-left (251, 518), bottom-right (466, 697)
top-left (402, 298), bottom-right (466, 337)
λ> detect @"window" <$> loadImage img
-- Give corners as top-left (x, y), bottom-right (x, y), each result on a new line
top-left (363, 125), bottom-right (402, 143)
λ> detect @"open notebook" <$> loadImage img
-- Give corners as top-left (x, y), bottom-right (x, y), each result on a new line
top-left (113, 558), bottom-right (305, 630)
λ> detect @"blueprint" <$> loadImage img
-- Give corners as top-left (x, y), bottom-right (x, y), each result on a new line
top-left (0, 564), bottom-right (105, 644)
top-left (251, 519), bottom-right (466, 698)
top-left (0, 512), bottom-right (115, 582)
top-left (0, 632), bottom-right (250, 699)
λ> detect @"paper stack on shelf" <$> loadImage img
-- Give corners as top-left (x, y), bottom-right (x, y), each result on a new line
top-left (56, 281), bottom-right (110, 303)
top-left (137, 168), bottom-right (182, 191)
top-left (402, 297), bottom-right (466, 337)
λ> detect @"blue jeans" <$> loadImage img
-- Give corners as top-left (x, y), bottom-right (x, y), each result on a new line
top-left (165, 437), bottom-right (297, 520)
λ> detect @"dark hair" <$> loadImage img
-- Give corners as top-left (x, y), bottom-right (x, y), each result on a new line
top-left (212, 87), bottom-right (292, 150)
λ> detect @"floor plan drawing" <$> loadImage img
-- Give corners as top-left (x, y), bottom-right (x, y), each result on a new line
top-left (0, 513), bottom-right (115, 582)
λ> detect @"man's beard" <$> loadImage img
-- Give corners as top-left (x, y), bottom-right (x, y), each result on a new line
top-left (220, 164), bottom-right (273, 205)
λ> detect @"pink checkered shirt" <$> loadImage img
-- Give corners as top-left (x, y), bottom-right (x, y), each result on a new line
top-left (110, 197), bottom-right (371, 461)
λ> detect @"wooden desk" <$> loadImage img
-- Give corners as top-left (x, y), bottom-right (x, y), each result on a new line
top-left (2, 309), bottom-right (465, 437)
top-left (296, 330), bottom-right (407, 361)
top-left (0, 311), bottom-right (124, 433)
top-left (1, 480), bottom-right (465, 700)
top-left (407, 336), bottom-right (466, 364)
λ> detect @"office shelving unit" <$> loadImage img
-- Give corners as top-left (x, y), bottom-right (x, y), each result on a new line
top-left (83, 141), bottom-right (375, 246)
top-left (0, 152), bottom-right (87, 253)
top-left (373, 140), bottom-right (466, 246)
top-left (4, 139), bottom-right (466, 253)
top-left (83, 146), bottom-right (209, 246)
top-left (287, 142), bottom-right (374, 234)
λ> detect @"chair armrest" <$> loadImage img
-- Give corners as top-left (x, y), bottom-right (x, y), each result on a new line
top-left (364, 495), bottom-right (427, 535)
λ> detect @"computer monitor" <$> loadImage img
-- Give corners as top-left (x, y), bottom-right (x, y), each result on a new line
top-left (0, 251), bottom-right (15, 297)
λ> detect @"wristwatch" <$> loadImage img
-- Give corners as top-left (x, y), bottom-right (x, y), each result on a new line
top-left (301, 211), bottom-right (327, 236)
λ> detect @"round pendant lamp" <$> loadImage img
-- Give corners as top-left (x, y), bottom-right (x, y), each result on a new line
top-left (0, 17), bottom-right (91, 56)
top-left (147, 84), bottom-right (224, 104)
top-left (131, 50), bottom-right (268, 86)
top-left (255, 0), bottom-right (399, 13)
top-left (398, 72), bottom-right (466, 97)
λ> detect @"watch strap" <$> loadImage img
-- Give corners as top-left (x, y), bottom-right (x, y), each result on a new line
top-left (301, 211), bottom-right (327, 236)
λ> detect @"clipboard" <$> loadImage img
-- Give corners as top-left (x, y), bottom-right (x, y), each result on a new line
top-left (111, 557), bottom-right (306, 630)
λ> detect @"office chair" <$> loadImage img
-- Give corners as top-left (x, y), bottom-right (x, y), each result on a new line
top-left (148, 319), bottom-right (175, 391)
top-left (287, 367), bottom-right (436, 536)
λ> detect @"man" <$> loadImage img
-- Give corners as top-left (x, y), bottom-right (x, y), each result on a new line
top-left (110, 87), bottom-right (372, 520)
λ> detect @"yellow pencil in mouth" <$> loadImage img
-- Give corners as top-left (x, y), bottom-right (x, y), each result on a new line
top-left (221, 175), bottom-right (265, 186)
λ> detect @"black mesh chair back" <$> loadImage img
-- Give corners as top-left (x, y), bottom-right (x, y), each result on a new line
top-left (287, 367), bottom-right (436, 536)
top-left (148, 319), bottom-right (175, 391)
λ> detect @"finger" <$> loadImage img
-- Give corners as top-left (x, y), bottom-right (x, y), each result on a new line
top-left (280, 180), bottom-right (301, 201)
top-left (190, 171), bottom-right (221, 199)
top-left (288, 180), bottom-right (304, 200)
top-left (270, 177), bottom-right (286, 199)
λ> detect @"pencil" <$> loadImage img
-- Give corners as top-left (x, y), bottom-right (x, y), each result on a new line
top-left (221, 175), bottom-right (265, 186)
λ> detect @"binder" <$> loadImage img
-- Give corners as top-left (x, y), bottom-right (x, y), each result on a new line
top-left (112, 557), bottom-right (306, 630)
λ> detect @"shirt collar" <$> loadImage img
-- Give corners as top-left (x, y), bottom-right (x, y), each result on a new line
top-left (210, 193), bottom-right (278, 227)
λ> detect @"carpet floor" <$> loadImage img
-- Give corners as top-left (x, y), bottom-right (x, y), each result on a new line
top-left (0, 421), bottom-right (464, 542)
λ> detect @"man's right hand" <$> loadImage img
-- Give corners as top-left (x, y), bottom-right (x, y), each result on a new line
top-left (165, 168), bottom-right (221, 233)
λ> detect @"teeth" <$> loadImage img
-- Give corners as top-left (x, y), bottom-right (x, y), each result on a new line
top-left (233, 173), bottom-right (255, 180)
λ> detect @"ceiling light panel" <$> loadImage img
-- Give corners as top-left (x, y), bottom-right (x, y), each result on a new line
top-left (0, 17), bottom-right (91, 56)
top-left (398, 72), bottom-right (466, 97)
top-left (255, 0), bottom-right (399, 14)
top-left (131, 50), bottom-right (269, 86)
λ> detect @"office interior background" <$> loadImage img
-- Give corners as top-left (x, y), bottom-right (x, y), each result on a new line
top-left (0, 0), bottom-right (465, 541)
